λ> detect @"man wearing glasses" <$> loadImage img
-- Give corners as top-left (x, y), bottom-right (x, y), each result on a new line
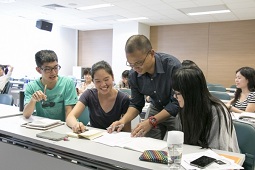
top-left (23, 50), bottom-right (78, 121)
top-left (108, 35), bottom-right (181, 140)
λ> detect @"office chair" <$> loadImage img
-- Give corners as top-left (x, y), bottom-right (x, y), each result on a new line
top-left (1, 81), bottom-right (12, 94)
top-left (233, 120), bottom-right (255, 170)
top-left (230, 84), bottom-right (237, 88)
top-left (78, 107), bottom-right (90, 126)
top-left (209, 91), bottom-right (231, 100)
top-left (0, 94), bottom-right (14, 105)
top-left (208, 85), bottom-right (226, 92)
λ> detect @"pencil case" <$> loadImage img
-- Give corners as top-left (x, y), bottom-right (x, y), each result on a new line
top-left (139, 150), bottom-right (168, 164)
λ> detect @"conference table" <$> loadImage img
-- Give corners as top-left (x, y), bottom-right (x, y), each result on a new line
top-left (0, 105), bottom-right (245, 170)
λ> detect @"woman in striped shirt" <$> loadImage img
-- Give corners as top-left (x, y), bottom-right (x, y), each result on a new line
top-left (227, 67), bottom-right (255, 113)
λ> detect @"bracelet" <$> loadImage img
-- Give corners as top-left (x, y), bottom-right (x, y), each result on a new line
top-left (148, 116), bottom-right (157, 128)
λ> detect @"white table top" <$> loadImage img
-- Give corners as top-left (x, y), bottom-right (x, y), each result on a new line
top-left (0, 104), bottom-right (244, 170)
top-left (0, 114), bottom-right (245, 170)
top-left (0, 104), bottom-right (22, 118)
top-left (226, 88), bottom-right (236, 92)
top-left (10, 80), bottom-right (24, 85)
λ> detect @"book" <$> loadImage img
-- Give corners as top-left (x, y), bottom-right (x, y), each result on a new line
top-left (21, 117), bottom-right (64, 130)
top-left (67, 129), bottom-right (105, 140)
top-left (92, 132), bottom-right (166, 152)
top-left (218, 153), bottom-right (241, 164)
top-left (27, 118), bottom-right (61, 127)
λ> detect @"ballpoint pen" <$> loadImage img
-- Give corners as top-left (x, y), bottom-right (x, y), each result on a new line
top-left (41, 84), bottom-right (47, 106)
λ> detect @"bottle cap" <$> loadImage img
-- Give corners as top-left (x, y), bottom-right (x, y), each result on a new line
top-left (167, 131), bottom-right (184, 144)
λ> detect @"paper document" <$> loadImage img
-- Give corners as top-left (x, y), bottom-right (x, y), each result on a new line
top-left (92, 132), bottom-right (166, 152)
top-left (182, 149), bottom-right (243, 169)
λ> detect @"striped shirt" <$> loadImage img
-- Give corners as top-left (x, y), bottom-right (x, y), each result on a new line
top-left (234, 92), bottom-right (255, 111)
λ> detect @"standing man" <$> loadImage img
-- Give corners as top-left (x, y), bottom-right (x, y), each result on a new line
top-left (108, 35), bottom-right (181, 140)
top-left (23, 50), bottom-right (78, 121)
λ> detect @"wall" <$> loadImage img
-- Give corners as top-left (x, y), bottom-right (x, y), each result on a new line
top-left (0, 15), bottom-right (77, 79)
top-left (150, 20), bottom-right (255, 87)
top-left (78, 29), bottom-right (113, 68)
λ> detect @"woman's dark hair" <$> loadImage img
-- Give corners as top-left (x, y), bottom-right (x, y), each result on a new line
top-left (232, 67), bottom-right (255, 104)
top-left (172, 66), bottom-right (232, 148)
top-left (122, 70), bottom-right (129, 78)
top-left (35, 50), bottom-right (58, 67)
top-left (182, 60), bottom-right (197, 67)
top-left (91, 60), bottom-right (113, 79)
top-left (83, 68), bottom-right (91, 76)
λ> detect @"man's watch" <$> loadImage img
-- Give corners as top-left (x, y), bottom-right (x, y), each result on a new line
top-left (148, 116), bottom-right (157, 128)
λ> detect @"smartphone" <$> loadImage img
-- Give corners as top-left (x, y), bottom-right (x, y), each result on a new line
top-left (190, 156), bottom-right (216, 169)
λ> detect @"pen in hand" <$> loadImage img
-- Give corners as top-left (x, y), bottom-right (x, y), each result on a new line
top-left (42, 84), bottom-right (47, 105)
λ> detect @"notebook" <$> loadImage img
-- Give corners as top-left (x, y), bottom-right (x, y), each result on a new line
top-left (21, 117), bottom-right (64, 130)
top-left (67, 129), bottom-right (105, 140)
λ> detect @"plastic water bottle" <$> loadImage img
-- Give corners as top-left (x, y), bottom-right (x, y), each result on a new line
top-left (167, 131), bottom-right (184, 169)
top-left (23, 79), bottom-right (28, 91)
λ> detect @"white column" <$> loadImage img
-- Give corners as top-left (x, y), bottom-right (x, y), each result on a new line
top-left (112, 22), bottom-right (150, 84)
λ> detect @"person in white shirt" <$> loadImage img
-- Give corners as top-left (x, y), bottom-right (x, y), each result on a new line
top-left (0, 65), bottom-right (14, 92)
top-left (77, 68), bottom-right (95, 96)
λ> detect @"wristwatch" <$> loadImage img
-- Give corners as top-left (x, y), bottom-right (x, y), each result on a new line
top-left (148, 116), bottom-right (157, 128)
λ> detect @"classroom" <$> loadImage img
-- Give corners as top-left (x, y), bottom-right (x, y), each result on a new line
top-left (0, 1), bottom-right (255, 170)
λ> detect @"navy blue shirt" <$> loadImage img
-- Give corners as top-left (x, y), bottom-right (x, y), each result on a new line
top-left (128, 52), bottom-right (181, 116)
top-left (79, 88), bottom-right (130, 129)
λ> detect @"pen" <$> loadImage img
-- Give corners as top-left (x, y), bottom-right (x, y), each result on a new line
top-left (44, 84), bottom-right (47, 95)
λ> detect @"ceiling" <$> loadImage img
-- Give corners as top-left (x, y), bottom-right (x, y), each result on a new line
top-left (0, 0), bottom-right (255, 31)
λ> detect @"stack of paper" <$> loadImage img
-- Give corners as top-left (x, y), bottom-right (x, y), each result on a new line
top-left (182, 149), bottom-right (243, 169)
top-left (92, 132), bottom-right (166, 152)
top-left (21, 117), bottom-right (64, 130)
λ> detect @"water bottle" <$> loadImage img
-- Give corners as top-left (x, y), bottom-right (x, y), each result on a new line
top-left (23, 79), bottom-right (29, 91)
top-left (19, 91), bottom-right (24, 112)
top-left (167, 131), bottom-right (184, 169)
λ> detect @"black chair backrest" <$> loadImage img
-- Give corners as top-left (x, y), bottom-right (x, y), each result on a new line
top-left (1, 81), bottom-right (11, 94)
top-left (233, 120), bottom-right (255, 170)
top-left (0, 94), bottom-right (14, 105)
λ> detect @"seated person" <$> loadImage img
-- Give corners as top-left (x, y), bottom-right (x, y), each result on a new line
top-left (23, 50), bottom-right (78, 121)
top-left (66, 60), bottom-right (130, 132)
top-left (118, 70), bottom-right (130, 89)
top-left (172, 66), bottom-right (239, 152)
top-left (77, 67), bottom-right (95, 95)
top-left (0, 65), bottom-right (14, 93)
top-left (226, 67), bottom-right (255, 113)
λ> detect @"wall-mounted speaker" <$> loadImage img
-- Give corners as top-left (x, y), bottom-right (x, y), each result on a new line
top-left (36, 20), bottom-right (53, 32)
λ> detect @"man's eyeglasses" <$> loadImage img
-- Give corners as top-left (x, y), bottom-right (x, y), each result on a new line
top-left (173, 90), bottom-right (182, 99)
top-left (126, 51), bottom-right (151, 68)
top-left (42, 101), bottom-right (55, 108)
top-left (40, 65), bottom-right (61, 73)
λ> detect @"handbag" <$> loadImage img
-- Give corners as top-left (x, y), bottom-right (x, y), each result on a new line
top-left (139, 150), bottom-right (168, 164)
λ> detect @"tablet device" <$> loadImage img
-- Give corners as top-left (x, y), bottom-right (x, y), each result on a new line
top-left (36, 131), bottom-right (68, 141)
top-left (190, 156), bottom-right (216, 169)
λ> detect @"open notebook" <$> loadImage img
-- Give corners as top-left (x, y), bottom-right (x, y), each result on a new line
top-left (92, 132), bottom-right (166, 152)
top-left (67, 129), bottom-right (105, 140)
